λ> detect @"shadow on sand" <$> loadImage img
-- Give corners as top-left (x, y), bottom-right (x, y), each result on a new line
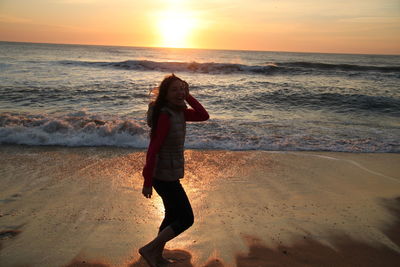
top-left (0, 229), bottom-right (22, 253)
top-left (65, 197), bottom-right (400, 267)
top-left (65, 249), bottom-right (224, 267)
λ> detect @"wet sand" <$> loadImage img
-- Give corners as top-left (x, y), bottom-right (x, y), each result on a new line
top-left (0, 145), bottom-right (399, 266)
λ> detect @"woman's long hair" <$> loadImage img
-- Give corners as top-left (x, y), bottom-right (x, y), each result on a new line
top-left (148, 74), bottom-right (183, 138)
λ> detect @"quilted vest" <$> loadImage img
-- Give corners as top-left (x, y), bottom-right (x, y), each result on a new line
top-left (150, 105), bottom-right (186, 181)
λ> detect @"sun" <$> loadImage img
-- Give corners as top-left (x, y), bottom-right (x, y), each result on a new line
top-left (157, 9), bottom-right (196, 48)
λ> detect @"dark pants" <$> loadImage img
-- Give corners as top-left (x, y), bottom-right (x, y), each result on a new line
top-left (153, 179), bottom-right (194, 236)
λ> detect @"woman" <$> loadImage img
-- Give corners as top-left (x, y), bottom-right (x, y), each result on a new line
top-left (139, 74), bottom-right (209, 267)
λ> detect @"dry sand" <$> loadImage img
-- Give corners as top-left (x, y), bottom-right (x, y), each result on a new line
top-left (0, 145), bottom-right (399, 267)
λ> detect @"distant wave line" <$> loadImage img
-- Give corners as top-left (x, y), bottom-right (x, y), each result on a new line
top-left (57, 59), bottom-right (400, 74)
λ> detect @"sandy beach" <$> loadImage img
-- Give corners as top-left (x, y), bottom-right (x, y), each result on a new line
top-left (0, 145), bottom-right (399, 266)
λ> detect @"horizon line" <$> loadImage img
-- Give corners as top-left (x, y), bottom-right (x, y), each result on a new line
top-left (1, 40), bottom-right (399, 57)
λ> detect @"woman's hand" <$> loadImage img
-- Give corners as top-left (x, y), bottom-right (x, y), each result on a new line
top-left (142, 186), bottom-right (152, 198)
top-left (182, 80), bottom-right (190, 99)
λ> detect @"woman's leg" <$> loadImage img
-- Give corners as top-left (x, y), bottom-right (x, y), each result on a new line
top-left (140, 180), bottom-right (194, 266)
top-left (153, 179), bottom-right (180, 264)
top-left (155, 180), bottom-right (179, 233)
top-left (167, 180), bottom-right (194, 235)
top-left (154, 179), bottom-right (194, 236)
top-left (139, 226), bottom-right (176, 267)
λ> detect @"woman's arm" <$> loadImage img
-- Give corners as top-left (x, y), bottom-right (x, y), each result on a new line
top-left (142, 113), bottom-right (170, 187)
top-left (184, 94), bottom-right (210, 121)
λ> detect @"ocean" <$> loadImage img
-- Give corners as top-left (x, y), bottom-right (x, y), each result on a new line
top-left (0, 41), bottom-right (399, 152)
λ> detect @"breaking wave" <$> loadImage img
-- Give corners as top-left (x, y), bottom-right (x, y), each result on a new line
top-left (1, 111), bottom-right (399, 152)
top-left (0, 111), bottom-right (148, 147)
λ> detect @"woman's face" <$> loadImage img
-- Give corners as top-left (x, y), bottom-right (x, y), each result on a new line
top-left (166, 80), bottom-right (186, 106)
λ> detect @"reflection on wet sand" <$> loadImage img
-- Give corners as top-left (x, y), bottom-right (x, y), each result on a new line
top-left (0, 146), bottom-right (400, 266)
top-left (64, 196), bottom-right (400, 266)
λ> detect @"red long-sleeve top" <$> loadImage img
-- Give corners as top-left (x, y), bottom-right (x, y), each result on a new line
top-left (142, 94), bottom-right (209, 187)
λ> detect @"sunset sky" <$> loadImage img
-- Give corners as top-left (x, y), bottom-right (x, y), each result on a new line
top-left (0, 0), bottom-right (399, 54)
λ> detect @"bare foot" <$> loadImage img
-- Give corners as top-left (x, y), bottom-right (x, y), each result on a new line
top-left (139, 246), bottom-right (159, 267)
